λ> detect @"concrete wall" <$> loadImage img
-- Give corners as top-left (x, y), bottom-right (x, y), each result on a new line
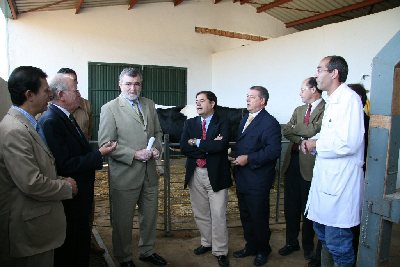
top-left (4, 1), bottom-right (295, 99)
top-left (0, 77), bottom-right (11, 119)
top-left (211, 7), bottom-right (400, 123)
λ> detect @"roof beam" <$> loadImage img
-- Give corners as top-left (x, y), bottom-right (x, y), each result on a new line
top-left (20, 0), bottom-right (70, 14)
top-left (75, 0), bottom-right (84, 14)
top-left (214, 0), bottom-right (222, 3)
top-left (195, 26), bottom-right (268, 41)
top-left (257, 0), bottom-right (293, 13)
top-left (7, 0), bottom-right (17, 19)
top-left (174, 0), bottom-right (184, 6)
top-left (128, 0), bottom-right (138, 10)
top-left (286, 0), bottom-right (384, 28)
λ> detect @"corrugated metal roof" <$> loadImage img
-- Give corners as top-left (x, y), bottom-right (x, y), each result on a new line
top-left (3, 0), bottom-right (400, 31)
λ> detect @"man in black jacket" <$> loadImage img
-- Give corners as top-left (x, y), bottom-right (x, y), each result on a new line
top-left (180, 91), bottom-right (232, 267)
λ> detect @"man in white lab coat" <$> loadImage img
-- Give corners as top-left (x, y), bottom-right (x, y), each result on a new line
top-left (301, 56), bottom-right (364, 267)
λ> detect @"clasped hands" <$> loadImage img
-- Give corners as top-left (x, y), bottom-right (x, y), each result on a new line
top-left (300, 139), bottom-right (317, 154)
top-left (135, 148), bottom-right (160, 162)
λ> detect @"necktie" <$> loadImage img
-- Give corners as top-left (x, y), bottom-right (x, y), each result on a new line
top-left (304, 104), bottom-right (312, 124)
top-left (133, 99), bottom-right (144, 124)
top-left (69, 114), bottom-right (84, 138)
top-left (36, 123), bottom-right (47, 144)
top-left (196, 119), bottom-right (207, 168)
top-left (242, 114), bottom-right (254, 132)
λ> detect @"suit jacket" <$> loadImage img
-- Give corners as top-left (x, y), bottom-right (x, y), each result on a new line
top-left (39, 104), bottom-right (103, 198)
top-left (180, 113), bottom-right (232, 192)
top-left (0, 108), bottom-right (72, 258)
top-left (234, 109), bottom-right (281, 193)
top-left (281, 100), bottom-right (325, 181)
top-left (98, 95), bottom-right (163, 190)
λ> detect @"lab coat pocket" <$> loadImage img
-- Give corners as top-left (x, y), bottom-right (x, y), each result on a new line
top-left (319, 160), bottom-right (349, 196)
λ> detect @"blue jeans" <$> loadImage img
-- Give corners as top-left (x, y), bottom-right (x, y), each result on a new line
top-left (313, 222), bottom-right (355, 265)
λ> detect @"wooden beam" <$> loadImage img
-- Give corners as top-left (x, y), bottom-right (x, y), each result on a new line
top-left (174, 0), bottom-right (184, 6)
top-left (257, 0), bottom-right (292, 13)
top-left (128, 0), bottom-right (138, 10)
top-left (240, 0), bottom-right (251, 5)
top-left (19, 0), bottom-right (70, 14)
top-left (75, 0), bottom-right (84, 14)
top-left (214, 0), bottom-right (222, 3)
top-left (285, 0), bottom-right (384, 28)
top-left (7, 0), bottom-right (17, 19)
top-left (195, 26), bottom-right (268, 41)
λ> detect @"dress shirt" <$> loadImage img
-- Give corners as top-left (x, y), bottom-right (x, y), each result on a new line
top-left (305, 84), bottom-right (364, 228)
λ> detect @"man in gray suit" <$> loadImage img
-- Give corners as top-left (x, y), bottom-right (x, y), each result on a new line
top-left (98, 68), bottom-right (166, 267)
top-left (279, 77), bottom-right (325, 264)
top-left (0, 66), bottom-right (77, 267)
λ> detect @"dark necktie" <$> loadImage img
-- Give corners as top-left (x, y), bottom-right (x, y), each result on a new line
top-left (35, 123), bottom-right (47, 144)
top-left (304, 104), bottom-right (312, 124)
top-left (196, 119), bottom-right (207, 168)
top-left (133, 99), bottom-right (144, 124)
top-left (69, 114), bottom-right (84, 138)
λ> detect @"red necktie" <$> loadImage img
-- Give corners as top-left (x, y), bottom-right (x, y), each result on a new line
top-left (304, 104), bottom-right (312, 124)
top-left (196, 119), bottom-right (207, 167)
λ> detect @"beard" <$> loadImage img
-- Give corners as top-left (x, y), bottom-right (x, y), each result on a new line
top-left (122, 92), bottom-right (138, 101)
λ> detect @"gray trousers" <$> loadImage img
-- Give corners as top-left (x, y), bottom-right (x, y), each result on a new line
top-left (110, 179), bottom-right (158, 262)
top-left (188, 167), bottom-right (229, 256)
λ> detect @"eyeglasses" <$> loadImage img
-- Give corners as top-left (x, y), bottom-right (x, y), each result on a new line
top-left (316, 67), bottom-right (331, 74)
top-left (123, 82), bottom-right (142, 87)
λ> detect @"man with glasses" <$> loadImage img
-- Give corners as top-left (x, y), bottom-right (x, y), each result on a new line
top-left (39, 73), bottom-right (116, 267)
top-left (232, 86), bottom-right (281, 266)
top-left (302, 56), bottom-right (364, 267)
top-left (98, 68), bottom-right (166, 267)
top-left (279, 77), bottom-right (325, 265)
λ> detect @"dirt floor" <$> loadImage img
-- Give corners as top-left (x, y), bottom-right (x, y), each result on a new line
top-left (91, 159), bottom-right (400, 267)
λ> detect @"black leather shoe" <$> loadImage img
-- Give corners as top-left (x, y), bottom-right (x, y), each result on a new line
top-left (233, 248), bottom-right (256, 258)
top-left (139, 253), bottom-right (167, 266)
top-left (193, 245), bottom-right (212, 255)
top-left (254, 253), bottom-right (268, 266)
top-left (308, 258), bottom-right (321, 267)
top-left (304, 250), bottom-right (313, 261)
top-left (278, 244), bottom-right (300, 256)
top-left (216, 255), bottom-right (229, 267)
top-left (119, 260), bottom-right (136, 267)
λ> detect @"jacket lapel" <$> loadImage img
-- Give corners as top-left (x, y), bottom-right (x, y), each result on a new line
top-left (9, 108), bottom-right (53, 157)
top-left (118, 96), bottom-right (145, 126)
top-left (49, 104), bottom-right (89, 147)
top-left (309, 100), bottom-right (325, 122)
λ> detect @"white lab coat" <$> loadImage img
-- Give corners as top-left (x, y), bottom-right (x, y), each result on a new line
top-left (306, 84), bottom-right (364, 228)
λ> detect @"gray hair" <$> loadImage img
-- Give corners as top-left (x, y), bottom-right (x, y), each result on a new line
top-left (50, 73), bottom-right (72, 100)
top-left (119, 68), bottom-right (142, 82)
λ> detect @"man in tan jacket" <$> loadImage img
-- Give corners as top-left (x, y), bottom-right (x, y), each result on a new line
top-left (0, 66), bottom-right (77, 267)
top-left (279, 77), bottom-right (325, 264)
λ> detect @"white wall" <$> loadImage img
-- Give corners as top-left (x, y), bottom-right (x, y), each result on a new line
top-left (212, 7), bottom-right (400, 123)
top-left (0, 12), bottom-right (8, 79)
top-left (5, 1), bottom-right (295, 99)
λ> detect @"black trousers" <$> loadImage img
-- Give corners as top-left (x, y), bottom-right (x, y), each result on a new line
top-left (283, 151), bottom-right (314, 252)
top-left (237, 188), bottom-right (272, 255)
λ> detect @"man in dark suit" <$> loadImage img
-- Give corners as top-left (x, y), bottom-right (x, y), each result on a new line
top-left (232, 86), bottom-right (281, 266)
top-left (180, 91), bottom-right (232, 267)
top-left (0, 66), bottom-right (77, 267)
top-left (39, 73), bottom-right (116, 267)
top-left (279, 77), bottom-right (325, 264)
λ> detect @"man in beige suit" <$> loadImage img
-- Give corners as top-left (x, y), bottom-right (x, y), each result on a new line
top-left (279, 77), bottom-right (325, 264)
top-left (0, 66), bottom-right (77, 267)
top-left (98, 68), bottom-right (166, 267)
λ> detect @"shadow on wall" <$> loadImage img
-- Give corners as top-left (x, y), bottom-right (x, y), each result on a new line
top-left (0, 77), bottom-right (12, 120)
